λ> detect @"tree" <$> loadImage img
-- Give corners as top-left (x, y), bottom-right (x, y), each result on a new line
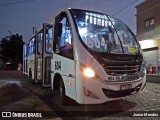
top-left (0, 34), bottom-right (25, 64)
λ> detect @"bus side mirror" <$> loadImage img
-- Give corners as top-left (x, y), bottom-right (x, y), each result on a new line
top-left (55, 23), bottom-right (62, 37)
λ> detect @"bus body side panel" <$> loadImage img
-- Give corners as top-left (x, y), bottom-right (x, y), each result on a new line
top-left (51, 53), bottom-right (76, 100)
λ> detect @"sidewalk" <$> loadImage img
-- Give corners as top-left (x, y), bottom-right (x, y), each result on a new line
top-left (146, 74), bottom-right (160, 84)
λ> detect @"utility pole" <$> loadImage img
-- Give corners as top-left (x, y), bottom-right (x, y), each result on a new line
top-left (33, 27), bottom-right (36, 34)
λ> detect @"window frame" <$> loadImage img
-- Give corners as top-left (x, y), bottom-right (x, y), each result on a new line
top-left (145, 17), bottom-right (154, 32)
top-left (37, 30), bottom-right (43, 55)
top-left (45, 26), bottom-right (53, 54)
top-left (28, 37), bottom-right (35, 55)
top-left (53, 12), bottom-right (74, 60)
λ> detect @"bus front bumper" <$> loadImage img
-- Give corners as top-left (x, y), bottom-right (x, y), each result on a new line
top-left (77, 74), bottom-right (146, 104)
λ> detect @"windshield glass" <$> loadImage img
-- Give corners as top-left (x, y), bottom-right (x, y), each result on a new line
top-left (70, 9), bottom-right (139, 54)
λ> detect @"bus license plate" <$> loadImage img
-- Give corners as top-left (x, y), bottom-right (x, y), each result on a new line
top-left (120, 84), bottom-right (132, 91)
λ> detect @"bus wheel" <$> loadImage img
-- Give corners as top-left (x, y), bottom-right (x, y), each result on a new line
top-left (59, 79), bottom-right (69, 105)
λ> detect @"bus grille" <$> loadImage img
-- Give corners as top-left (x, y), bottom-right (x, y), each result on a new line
top-left (102, 58), bottom-right (142, 75)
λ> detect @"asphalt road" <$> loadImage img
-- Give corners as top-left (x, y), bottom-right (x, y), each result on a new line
top-left (0, 70), bottom-right (160, 120)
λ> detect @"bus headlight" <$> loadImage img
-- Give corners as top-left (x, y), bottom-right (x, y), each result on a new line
top-left (80, 63), bottom-right (98, 78)
top-left (140, 60), bottom-right (146, 77)
top-left (83, 68), bottom-right (95, 78)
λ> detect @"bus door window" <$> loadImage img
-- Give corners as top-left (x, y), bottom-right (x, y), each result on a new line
top-left (37, 31), bottom-right (43, 55)
top-left (54, 13), bottom-right (73, 60)
top-left (45, 27), bottom-right (53, 53)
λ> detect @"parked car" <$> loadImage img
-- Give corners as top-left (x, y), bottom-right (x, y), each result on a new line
top-left (1, 63), bottom-right (17, 70)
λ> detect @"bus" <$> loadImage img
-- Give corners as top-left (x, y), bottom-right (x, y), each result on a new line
top-left (23, 8), bottom-right (146, 104)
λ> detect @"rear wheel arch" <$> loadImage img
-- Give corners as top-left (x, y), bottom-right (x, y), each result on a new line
top-left (53, 73), bottom-right (70, 105)
top-left (53, 73), bottom-right (63, 90)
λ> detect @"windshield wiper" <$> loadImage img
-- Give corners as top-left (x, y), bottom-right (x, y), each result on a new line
top-left (106, 41), bottom-right (112, 53)
top-left (105, 26), bottom-right (116, 53)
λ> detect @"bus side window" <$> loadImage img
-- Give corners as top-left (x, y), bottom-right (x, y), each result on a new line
top-left (29, 37), bottom-right (35, 55)
top-left (54, 13), bottom-right (73, 60)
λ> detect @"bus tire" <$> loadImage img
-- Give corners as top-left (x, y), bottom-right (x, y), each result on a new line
top-left (59, 78), bottom-right (69, 105)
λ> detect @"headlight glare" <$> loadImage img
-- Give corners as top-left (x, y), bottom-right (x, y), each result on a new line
top-left (83, 68), bottom-right (95, 78)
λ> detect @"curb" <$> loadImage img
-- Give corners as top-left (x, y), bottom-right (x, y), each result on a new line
top-left (146, 75), bottom-right (160, 84)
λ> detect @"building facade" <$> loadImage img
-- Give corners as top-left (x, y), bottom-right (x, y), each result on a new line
top-left (136, 0), bottom-right (160, 75)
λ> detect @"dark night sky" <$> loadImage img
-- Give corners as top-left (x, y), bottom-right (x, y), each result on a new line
top-left (0, 0), bottom-right (144, 42)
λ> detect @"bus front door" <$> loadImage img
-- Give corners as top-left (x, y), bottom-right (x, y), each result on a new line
top-left (42, 23), bottom-right (53, 87)
top-left (34, 30), bottom-right (43, 83)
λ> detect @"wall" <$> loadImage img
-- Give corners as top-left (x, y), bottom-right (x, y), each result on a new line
top-left (136, 0), bottom-right (160, 41)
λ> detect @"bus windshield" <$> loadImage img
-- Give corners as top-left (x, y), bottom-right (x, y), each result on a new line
top-left (70, 9), bottom-right (139, 54)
